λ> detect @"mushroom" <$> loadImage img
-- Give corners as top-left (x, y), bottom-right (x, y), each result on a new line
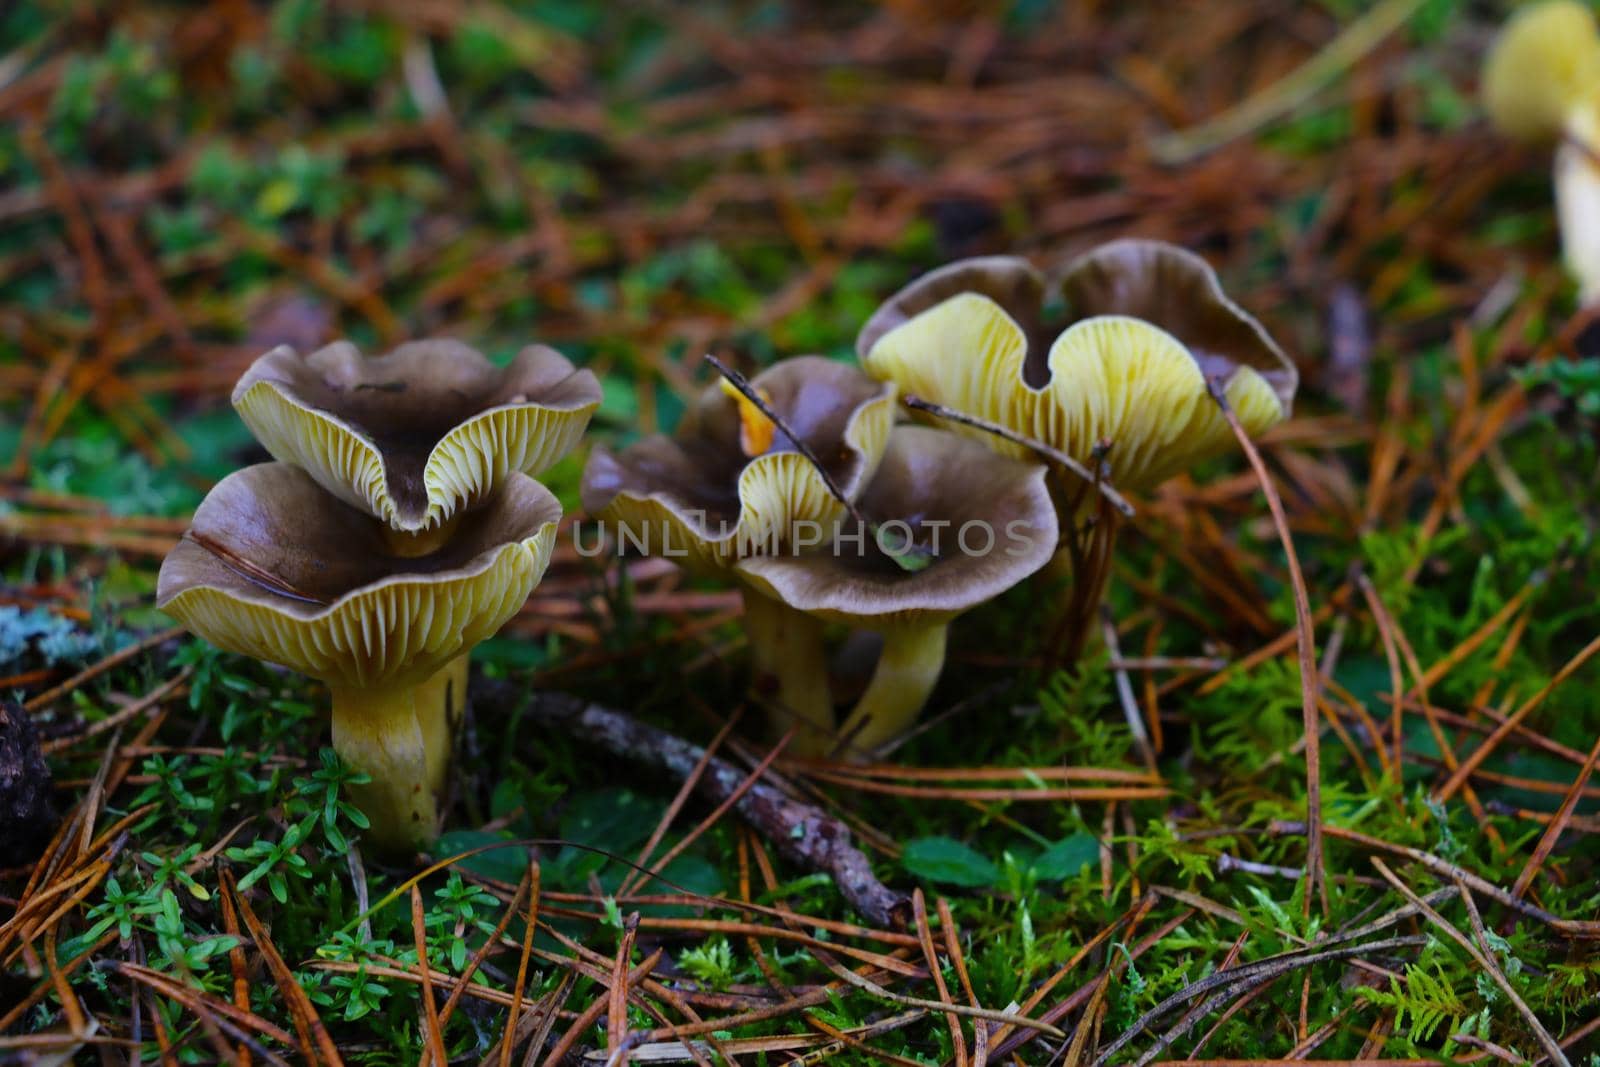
top-left (857, 240), bottom-right (1297, 497)
top-left (736, 426), bottom-right (1057, 757)
top-left (233, 339), bottom-right (600, 547)
top-left (581, 356), bottom-right (896, 750)
top-left (233, 338), bottom-right (600, 725)
top-left (857, 240), bottom-right (1295, 664)
top-left (157, 463), bottom-right (561, 852)
top-left (1481, 0), bottom-right (1600, 304)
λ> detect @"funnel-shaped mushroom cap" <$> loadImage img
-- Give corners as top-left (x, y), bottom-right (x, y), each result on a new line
top-left (858, 240), bottom-right (1296, 494)
top-left (157, 464), bottom-right (560, 690)
top-left (736, 426), bottom-right (1057, 629)
top-left (1482, 0), bottom-right (1600, 141)
top-left (581, 356), bottom-right (896, 571)
top-left (233, 340), bottom-right (600, 533)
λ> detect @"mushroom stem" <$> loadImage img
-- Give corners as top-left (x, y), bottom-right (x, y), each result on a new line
top-left (329, 681), bottom-right (448, 853)
top-left (386, 525), bottom-right (470, 761)
top-left (1558, 106), bottom-right (1600, 306)
top-left (381, 516), bottom-right (463, 558)
top-left (741, 588), bottom-right (835, 757)
top-left (834, 623), bottom-right (948, 759)
top-left (1044, 501), bottom-right (1122, 668)
top-left (415, 652), bottom-right (469, 737)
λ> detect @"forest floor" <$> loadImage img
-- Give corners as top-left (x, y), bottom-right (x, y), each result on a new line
top-left (3, 1), bottom-right (1600, 1064)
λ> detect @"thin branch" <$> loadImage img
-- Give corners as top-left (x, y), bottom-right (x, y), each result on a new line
top-left (703, 353), bottom-right (868, 527)
top-left (901, 394), bottom-right (1134, 517)
top-left (809, 945), bottom-right (1067, 1038)
top-left (483, 681), bottom-right (909, 927)
top-left (1090, 935), bottom-right (1425, 1066)
top-left (1271, 820), bottom-right (1600, 938)
top-left (1101, 607), bottom-right (1156, 769)
top-left (1371, 861), bottom-right (1570, 1067)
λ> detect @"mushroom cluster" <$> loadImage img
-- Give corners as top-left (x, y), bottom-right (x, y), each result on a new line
top-left (1481, 0), bottom-right (1600, 304)
top-left (578, 241), bottom-right (1290, 758)
top-left (158, 340), bottom-right (600, 852)
top-left (160, 240), bottom-right (1290, 792)
top-left (857, 238), bottom-right (1296, 660)
top-left (582, 357), bottom-right (1058, 758)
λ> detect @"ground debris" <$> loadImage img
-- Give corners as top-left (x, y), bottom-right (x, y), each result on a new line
top-left (0, 700), bottom-right (55, 867)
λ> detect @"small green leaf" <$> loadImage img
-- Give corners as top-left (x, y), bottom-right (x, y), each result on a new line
top-left (1033, 833), bottom-right (1099, 881)
top-left (901, 837), bottom-right (998, 888)
top-left (558, 789), bottom-right (661, 855)
top-left (433, 829), bottom-right (528, 885)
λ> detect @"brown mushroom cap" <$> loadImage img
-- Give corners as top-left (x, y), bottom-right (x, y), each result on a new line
top-left (735, 426), bottom-right (1057, 629)
top-left (581, 356), bottom-right (896, 571)
top-left (233, 340), bottom-right (600, 532)
top-left (856, 256), bottom-right (1048, 369)
top-left (857, 240), bottom-right (1297, 493)
top-left (157, 463), bottom-right (560, 690)
top-left (1058, 240), bottom-right (1296, 413)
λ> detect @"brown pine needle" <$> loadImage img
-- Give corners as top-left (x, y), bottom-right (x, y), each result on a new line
top-left (808, 945), bottom-right (1066, 1038)
top-left (22, 625), bottom-right (185, 713)
top-left (607, 912), bottom-right (641, 1056)
top-left (618, 711), bottom-right (742, 898)
top-left (911, 890), bottom-right (965, 1067)
top-left (1437, 631), bottom-right (1600, 801)
top-left (184, 531), bottom-right (330, 606)
top-left (226, 871), bottom-right (343, 1066)
top-left (412, 885), bottom-right (450, 1067)
top-left (1209, 378), bottom-right (1325, 916)
top-left (217, 873), bottom-right (255, 1067)
top-left (1510, 732), bottom-right (1600, 900)
top-left (542, 950), bottom-right (663, 1067)
top-left (500, 861), bottom-right (544, 1067)
top-left (436, 868), bottom-right (534, 1032)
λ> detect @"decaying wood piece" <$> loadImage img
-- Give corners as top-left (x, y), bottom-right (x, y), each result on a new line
top-left (489, 683), bottom-right (909, 927)
top-left (0, 700), bottom-right (56, 866)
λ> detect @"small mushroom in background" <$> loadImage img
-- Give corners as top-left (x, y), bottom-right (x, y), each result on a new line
top-left (233, 339), bottom-right (601, 729)
top-left (1481, 0), bottom-right (1600, 305)
top-left (581, 356), bottom-right (896, 752)
top-left (158, 464), bottom-right (562, 853)
top-left (737, 426), bottom-right (1057, 758)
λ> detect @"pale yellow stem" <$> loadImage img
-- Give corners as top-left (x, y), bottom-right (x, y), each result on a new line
top-left (379, 525), bottom-right (466, 832)
top-left (742, 589), bottom-right (835, 757)
top-left (412, 652), bottom-right (467, 793)
top-left (380, 515), bottom-right (462, 558)
top-left (834, 623), bottom-right (948, 760)
top-left (1558, 105), bottom-right (1600, 305)
top-left (329, 681), bottom-right (450, 853)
